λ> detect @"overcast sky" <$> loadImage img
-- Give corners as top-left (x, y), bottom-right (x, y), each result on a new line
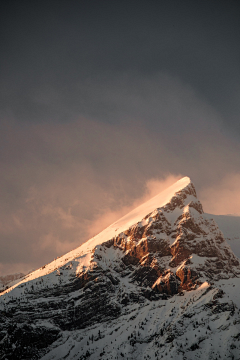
top-left (0, 0), bottom-right (240, 275)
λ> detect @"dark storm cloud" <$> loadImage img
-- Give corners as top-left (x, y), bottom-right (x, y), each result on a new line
top-left (0, 1), bottom-right (240, 274)
top-left (1, 1), bottom-right (240, 130)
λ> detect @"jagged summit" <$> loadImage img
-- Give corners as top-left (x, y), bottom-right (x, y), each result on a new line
top-left (82, 176), bottom-right (195, 253)
top-left (1, 176), bottom-right (240, 360)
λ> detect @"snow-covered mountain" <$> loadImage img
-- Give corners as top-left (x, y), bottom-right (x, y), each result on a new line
top-left (1, 177), bottom-right (240, 360)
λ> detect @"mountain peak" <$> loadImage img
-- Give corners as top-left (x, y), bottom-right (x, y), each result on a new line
top-left (80, 176), bottom-right (195, 254)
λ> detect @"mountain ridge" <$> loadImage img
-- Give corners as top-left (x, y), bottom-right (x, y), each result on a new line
top-left (0, 176), bottom-right (194, 292)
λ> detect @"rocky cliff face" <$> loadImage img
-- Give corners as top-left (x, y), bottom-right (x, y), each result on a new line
top-left (103, 181), bottom-right (240, 296)
top-left (0, 177), bottom-right (240, 360)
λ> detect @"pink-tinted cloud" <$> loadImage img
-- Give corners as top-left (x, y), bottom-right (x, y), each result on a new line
top-left (199, 173), bottom-right (240, 215)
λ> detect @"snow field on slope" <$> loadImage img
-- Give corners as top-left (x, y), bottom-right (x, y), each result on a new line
top-left (39, 279), bottom-right (240, 360)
